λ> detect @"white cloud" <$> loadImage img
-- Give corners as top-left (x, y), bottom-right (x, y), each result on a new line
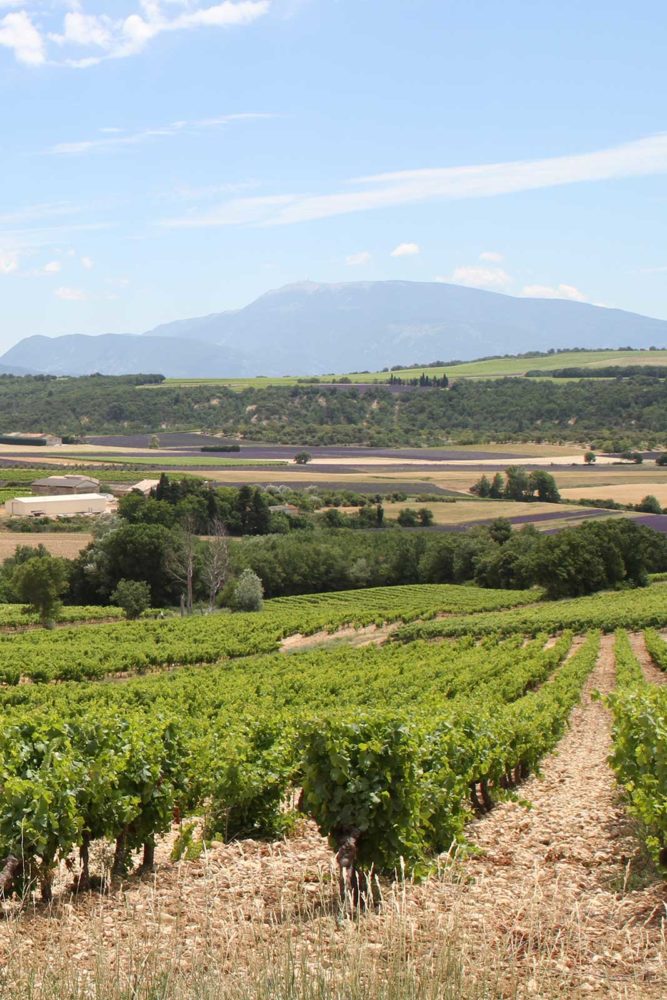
top-left (43, 260), bottom-right (61, 273)
top-left (55, 286), bottom-right (87, 301)
top-left (0, 3), bottom-right (271, 68)
top-left (47, 112), bottom-right (272, 155)
top-left (0, 11), bottom-right (45, 66)
top-left (164, 132), bottom-right (667, 227)
top-left (521, 283), bottom-right (587, 302)
top-left (0, 250), bottom-right (20, 275)
top-left (51, 12), bottom-right (114, 50)
top-left (81, 255), bottom-right (94, 269)
top-left (345, 251), bottom-right (371, 266)
top-left (440, 265), bottom-right (513, 291)
top-left (391, 242), bottom-right (420, 257)
top-left (479, 250), bottom-right (503, 263)
top-left (0, 201), bottom-right (81, 226)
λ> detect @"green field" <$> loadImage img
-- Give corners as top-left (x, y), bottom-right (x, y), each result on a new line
top-left (158, 349), bottom-right (667, 389)
top-left (0, 578), bottom-right (665, 908)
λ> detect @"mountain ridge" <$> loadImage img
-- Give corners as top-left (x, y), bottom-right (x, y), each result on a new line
top-left (3, 280), bottom-right (667, 378)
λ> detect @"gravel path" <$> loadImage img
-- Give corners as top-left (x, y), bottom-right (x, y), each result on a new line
top-left (430, 633), bottom-right (667, 997)
top-left (1, 635), bottom-right (665, 999)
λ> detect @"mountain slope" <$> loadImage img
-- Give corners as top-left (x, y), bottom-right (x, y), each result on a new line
top-left (3, 281), bottom-right (667, 377)
top-left (0, 334), bottom-right (252, 379)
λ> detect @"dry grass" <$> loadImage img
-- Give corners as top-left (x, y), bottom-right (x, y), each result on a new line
top-left (381, 499), bottom-right (592, 526)
top-left (0, 531), bottom-right (93, 560)
top-left (560, 483), bottom-right (667, 505)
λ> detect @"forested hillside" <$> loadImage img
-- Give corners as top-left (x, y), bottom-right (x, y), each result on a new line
top-left (1, 373), bottom-right (667, 446)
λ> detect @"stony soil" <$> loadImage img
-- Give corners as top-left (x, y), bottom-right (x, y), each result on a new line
top-left (0, 635), bottom-right (665, 999)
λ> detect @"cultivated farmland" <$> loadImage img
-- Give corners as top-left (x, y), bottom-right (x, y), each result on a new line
top-left (0, 581), bottom-right (665, 998)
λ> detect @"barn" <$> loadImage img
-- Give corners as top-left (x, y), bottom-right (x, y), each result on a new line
top-left (31, 474), bottom-right (101, 495)
top-left (5, 494), bottom-right (112, 517)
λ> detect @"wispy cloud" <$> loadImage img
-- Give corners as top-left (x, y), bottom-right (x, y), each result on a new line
top-left (521, 283), bottom-right (587, 302)
top-left (438, 265), bottom-right (513, 291)
top-left (163, 133), bottom-right (667, 228)
top-left (391, 242), bottom-right (420, 257)
top-left (47, 112), bottom-right (273, 155)
top-left (55, 285), bottom-right (87, 301)
top-left (0, 2), bottom-right (271, 69)
top-left (345, 251), bottom-right (371, 266)
top-left (437, 256), bottom-right (590, 302)
top-left (0, 201), bottom-right (82, 227)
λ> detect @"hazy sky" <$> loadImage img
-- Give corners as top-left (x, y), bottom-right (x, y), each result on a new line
top-left (1, 0), bottom-right (666, 348)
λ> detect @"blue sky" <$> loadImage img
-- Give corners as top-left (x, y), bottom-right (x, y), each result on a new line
top-left (0, 0), bottom-right (666, 350)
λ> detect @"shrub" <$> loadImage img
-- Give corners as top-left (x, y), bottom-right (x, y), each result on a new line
top-left (111, 579), bottom-right (152, 620)
top-left (231, 569), bottom-right (264, 612)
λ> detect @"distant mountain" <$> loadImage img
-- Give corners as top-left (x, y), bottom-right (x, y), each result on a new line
top-left (0, 362), bottom-right (35, 376)
top-left (0, 334), bottom-right (251, 379)
top-left (3, 281), bottom-right (667, 377)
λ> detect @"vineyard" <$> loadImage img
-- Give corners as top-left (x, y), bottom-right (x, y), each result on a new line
top-left (0, 580), bottom-right (664, 998)
top-left (0, 579), bottom-right (664, 907)
top-left (0, 584), bottom-right (539, 683)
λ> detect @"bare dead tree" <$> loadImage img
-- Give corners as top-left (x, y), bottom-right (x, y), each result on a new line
top-left (201, 518), bottom-right (230, 611)
top-left (166, 514), bottom-right (199, 614)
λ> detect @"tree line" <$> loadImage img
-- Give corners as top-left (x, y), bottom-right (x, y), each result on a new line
top-left (2, 373), bottom-right (667, 447)
top-left (3, 509), bottom-right (666, 624)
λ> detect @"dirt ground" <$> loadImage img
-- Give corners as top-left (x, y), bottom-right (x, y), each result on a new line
top-left (1, 634), bottom-right (665, 998)
top-left (0, 531), bottom-right (93, 560)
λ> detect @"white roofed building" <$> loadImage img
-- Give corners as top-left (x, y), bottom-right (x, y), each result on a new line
top-left (5, 494), bottom-right (113, 517)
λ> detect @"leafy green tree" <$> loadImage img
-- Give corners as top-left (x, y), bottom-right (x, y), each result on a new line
top-left (0, 544), bottom-right (50, 602)
top-left (294, 451), bottom-right (312, 465)
top-left (397, 508), bottom-right (419, 527)
top-left (322, 508), bottom-right (346, 528)
top-left (232, 569), bottom-right (264, 612)
top-left (489, 473), bottom-right (505, 499)
top-left (11, 555), bottom-right (69, 624)
top-left (470, 474), bottom-right (491, 498)
top-left (636, 495), bottom-right (663, 514)
top-left (474, 528), bottom-right (539, 590)
top-left (528, 469), bottom-right (560, 503)
top-left (487, 518), bottom-right (513, 545)
top-left (417, 508), bottom-right (434, 526)
top-left (111, 579), bottom-right (151, 620)
top-left (503, 466), bottom-right (531, 501)
top-left (584, 451), bottom-right (597, 464)
top-left (71, 523), bottom-right (179, 607)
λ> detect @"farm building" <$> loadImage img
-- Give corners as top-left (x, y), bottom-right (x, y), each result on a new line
top-left (31, 474), bottom-right (100, 495)
top-left (4, 494), bottom-right (112, 517)
top-left (0, 432), bottom-right (62, 447)
top-left (109, 478), bottom-right (160, 498)
top-left (269, 503), bottom-right (301, 516)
